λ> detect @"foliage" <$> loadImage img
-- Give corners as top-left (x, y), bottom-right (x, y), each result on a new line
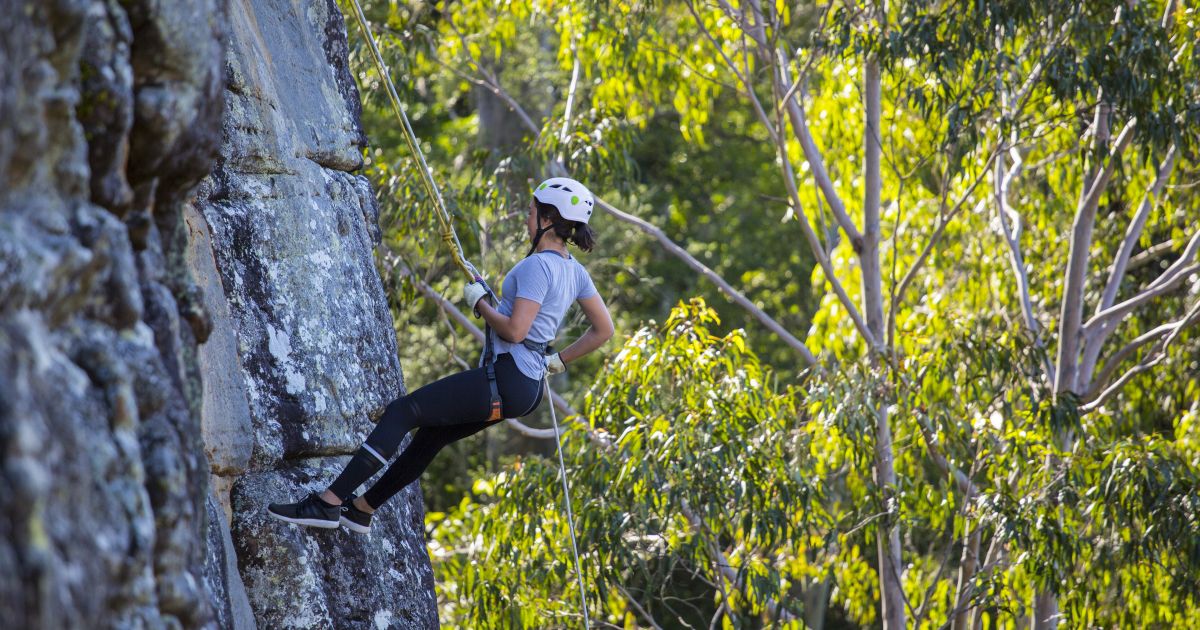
top-left (430, 300), bottom-right (823, 627)
top-left (336, 0), bottom-right (1200, 626)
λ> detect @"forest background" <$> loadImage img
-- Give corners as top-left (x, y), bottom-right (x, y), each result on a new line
top-left (337, 0), bottom-right (1199, 628)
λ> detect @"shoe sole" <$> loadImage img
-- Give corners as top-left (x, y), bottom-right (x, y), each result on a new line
top-left (340, 515), bottom-right (371, 534)
top-left (268, 510), bottom-right (340, 529)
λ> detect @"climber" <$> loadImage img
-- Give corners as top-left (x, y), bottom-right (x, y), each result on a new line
top-left (267, 176), bottom-right (614, 533)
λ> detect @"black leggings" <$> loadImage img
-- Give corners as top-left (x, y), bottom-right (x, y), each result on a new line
top-left (328, 353), bottom-right (543, 509)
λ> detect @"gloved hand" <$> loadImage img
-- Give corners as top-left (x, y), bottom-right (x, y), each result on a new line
top-left (463, 280), bottom-right (491, 317)
top-left (546, 352), bottom-right (566, 375)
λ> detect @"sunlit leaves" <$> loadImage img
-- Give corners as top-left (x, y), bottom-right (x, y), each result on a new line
top-left (338, 0), bottom-right (1200, 625)
top-left (429, 300), bottom-right (832, 626)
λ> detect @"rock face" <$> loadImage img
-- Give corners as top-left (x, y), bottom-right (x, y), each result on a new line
top-left (1, 0), bottom-right (437, 628)
top-left (201, 1), bottom-right (437, 627)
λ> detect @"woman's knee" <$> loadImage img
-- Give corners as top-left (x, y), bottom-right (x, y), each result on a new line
top-left (366, 396), bottom-right (420, 457)
top-left (383, 396), bottom-right (420, 421)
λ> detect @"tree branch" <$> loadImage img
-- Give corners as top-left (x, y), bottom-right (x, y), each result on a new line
top-left (1127, 237), bottom-right (1181, 272)
top-left (448, 61), bottom-right (541, 137)
top-left (994, 148), bottom-right (1054, 376)
top-left (761, 71), bottom-right (878, 348)
top-left (861, 52), bottom-right (884, 339)
top-left (1085, 305), bottom-right (1198, 401)
top-left (558, 44), bottom-right (581, 148)
top-left (1009, 18), bottom-right (1076, 117)
top-left (887, 196), bottom-right (986, 354)
top-left (950, 521), bottom-right (982, 630)
top-left (1083, 230), bottom-right (1200, 333)
top-left (1078, 145), bottom-right (1178, 381)
top-left (914, 410), bottom-right (975, 496)
top-left (684, 19), bottom-right (875, 347)
top-left (681, 498), bottom-right (800, 623)
top-left (613, 583), bottom-right (665, 630)
top-left (1082, 299), bottom-right (1200, 412)
top-left (1096, 145), bottom-right (1178, 313)
top-left (705, 4), bottom-right (861, 245)
top-left (684, 0), bottom-right (779, 143)
top-left (777, 48), bottom-right (862, 246)
top-left (590, 193), bottom-right (820, 365)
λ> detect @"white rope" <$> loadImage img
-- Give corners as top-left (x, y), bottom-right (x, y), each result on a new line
top-left (545, 374), bottom-right (590, 627)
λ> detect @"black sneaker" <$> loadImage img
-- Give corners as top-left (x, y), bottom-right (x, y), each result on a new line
top-left (339, 494), bottom-right (373, 534)
top-left (267, 492), bottom-right (341, 529)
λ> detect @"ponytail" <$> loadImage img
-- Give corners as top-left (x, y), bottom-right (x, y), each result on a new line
top-left (567, 223), bottom-right (595, 252)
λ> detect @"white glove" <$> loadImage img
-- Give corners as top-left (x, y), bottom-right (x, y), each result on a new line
top-left (546, 352), bottom-right (566, 375)
top-left (463, 281), bottom-right (490, 317)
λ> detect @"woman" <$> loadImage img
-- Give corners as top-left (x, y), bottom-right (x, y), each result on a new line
top-left (268, 177), bottom-right (614, 533)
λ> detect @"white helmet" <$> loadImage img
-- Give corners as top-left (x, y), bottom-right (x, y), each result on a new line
top-left (532, 177), bottom-right (595, 223)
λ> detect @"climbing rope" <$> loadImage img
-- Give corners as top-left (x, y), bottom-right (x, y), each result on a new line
top-left (344, 0), bottom-right (480, 283)
top-left (343, 2), bottom-right (591, 625)
top-left (545, 372), bottom-right (591, 626)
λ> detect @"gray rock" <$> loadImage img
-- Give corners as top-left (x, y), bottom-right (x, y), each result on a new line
top-left (2, 0), bottom-right (221, 627)
top-left (187, 199), bottom-right (254, 479)
top-left (205, 491), bottom-right (257, 630)
top-left (233, 464), bottom-right (437, 630)
top-left (196, 1), bottom-right (436, 626)
top-left (1, 0), bottom-right (437, 627)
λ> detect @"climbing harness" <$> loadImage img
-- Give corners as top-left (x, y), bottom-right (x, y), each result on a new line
top-left (342, 1), bottom-right (591, 624)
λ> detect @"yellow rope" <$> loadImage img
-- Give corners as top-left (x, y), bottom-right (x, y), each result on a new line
top-left (344, 0), bottom-right (481, 283)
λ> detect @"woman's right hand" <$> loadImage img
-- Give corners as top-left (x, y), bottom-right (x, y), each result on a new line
top-left (463, 281), bottom-right (491, 317)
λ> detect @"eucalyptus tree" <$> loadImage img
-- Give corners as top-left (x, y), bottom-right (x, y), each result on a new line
top-left (601, 1), bottom-right (1199, 626)
top-left (340, 0), bottom-right (1200, 627)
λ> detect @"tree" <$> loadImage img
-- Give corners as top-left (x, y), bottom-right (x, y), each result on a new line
top-left (339, 0), bottom-right (1200, 626)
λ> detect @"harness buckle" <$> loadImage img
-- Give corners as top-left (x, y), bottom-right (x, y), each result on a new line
top-left (488, 398), bottom-right (503, 421)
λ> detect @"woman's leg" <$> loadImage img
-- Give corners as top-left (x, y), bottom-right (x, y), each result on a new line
top-left (325, 354), bottom-right (542, 502)
top-left (359, 421), bottom-right (497, 510)
top-left (358, 356), bottom-right (546, 510)
top-left (324, 365), bottom-right (492, 501)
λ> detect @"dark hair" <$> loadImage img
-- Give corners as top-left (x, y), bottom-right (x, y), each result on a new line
top-left (534, 200), bottom-right (596, 252)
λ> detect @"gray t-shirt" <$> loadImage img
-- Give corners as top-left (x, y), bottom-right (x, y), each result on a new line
top-left (479, 250), bottom-right (598, 380)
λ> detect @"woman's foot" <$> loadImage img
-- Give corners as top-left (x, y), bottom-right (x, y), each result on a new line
top-left (267, 492), bottom-right (341, 529)
top-left (338, 493), bottom-right (375, 534)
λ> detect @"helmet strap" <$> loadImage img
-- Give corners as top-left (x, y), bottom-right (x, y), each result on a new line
top-left (527, 224), bottom-right (555, 257)
top-left (527, 204), bottom-right (556, 257)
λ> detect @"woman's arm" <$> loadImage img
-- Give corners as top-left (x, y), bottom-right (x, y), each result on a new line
top-left (476, 296), bottom-right (540, 343)
top-left (558, 294), bottom-right (614, 364)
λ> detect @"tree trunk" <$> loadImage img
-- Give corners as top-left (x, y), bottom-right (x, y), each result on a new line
top-left (1033, 592), bottom-right (1059, 630)
top-left (951, 521), bottom-right (981, 630)
top-left (803, 578), bottom-right (831, 630)
top-left (1039, 102), bottom-right (1114, 629)
top-left (862, 53), bottom-right (906, 630)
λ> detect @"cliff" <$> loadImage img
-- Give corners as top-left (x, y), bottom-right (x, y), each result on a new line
top-left (0, 1), bottom-right (437, 627)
